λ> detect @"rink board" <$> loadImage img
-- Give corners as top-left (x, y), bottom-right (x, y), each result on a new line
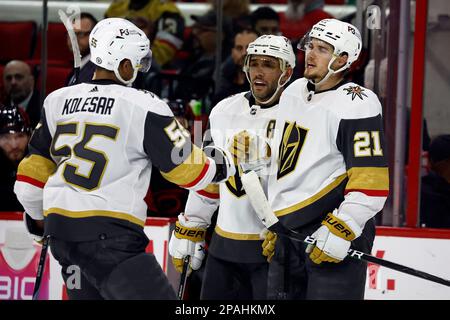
top-left (0, 214), bottom-right (449, 300)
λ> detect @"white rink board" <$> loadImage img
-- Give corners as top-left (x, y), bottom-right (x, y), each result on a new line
top-left (365, 236), bottom-right (450, 300)
top-left (1, 216), bottom-right (449, 300)
top-left (0, 217), bottom-right (171, 300)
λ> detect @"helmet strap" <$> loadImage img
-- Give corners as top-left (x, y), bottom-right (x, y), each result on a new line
top-left (307, 55), bottom-right (347, 87)
top-left (244, 56), bottom-right (293, 106)
top-left (246, 69), bottom-right (289, 106)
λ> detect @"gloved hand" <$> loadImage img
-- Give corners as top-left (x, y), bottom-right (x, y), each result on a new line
top-left (228, 130), bottom-right (271, 173)
top-left (23, 212), bottom-right (44, 244)
top-left (168, 213), bottom-right (207, 274)
top-left (260, 229), bottom-right (277, 263)
top-left (306, 211), bottom-right (362, 264)
top-left (203, 144), bottom-right (236, 184)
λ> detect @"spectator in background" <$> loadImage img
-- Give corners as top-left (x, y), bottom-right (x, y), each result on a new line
top-left (173, 11), bottom-right (232, 108)
top-left (420, 134), bottom-right (450, 229)
top-left (282, 0), bottom-right (333, 42)
top-left (105, 0), bottom-right (185, 68)
top-left (212, 29), bottom-right (258, 106)
top-left (210, 0), bottom-right (251, 34)
top-left (0, 104), bottom-right (31, 212)
top-left (66, 12), bottom-right (98, 86)
top-left (281, 0), bottom-right (334, 80)
top-left (250, 6), bottom-right (281, 36)
top-left (2, 60), bottom-right (40, 129)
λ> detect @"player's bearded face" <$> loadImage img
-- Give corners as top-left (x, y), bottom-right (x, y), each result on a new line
top-left (0, 132), bottom-right (28, 164)
top-left (249, 56), bottom-right (283, 102)
top-left (304, 38), bottom-right (334, 82)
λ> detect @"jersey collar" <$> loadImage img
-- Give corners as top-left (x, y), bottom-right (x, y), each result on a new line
top-left (88, 79), bottom-right (124, 86)
top-left (306, 79), bottom-right (349, 95)
top-left (244, 91), bottom-right (279, 109)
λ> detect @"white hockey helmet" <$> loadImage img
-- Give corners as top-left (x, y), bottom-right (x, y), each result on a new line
top-left (299, 19), bottom-right (362, 85)
top-left (243, 35), bottom-right (296, 105)
top-left (244, 35), bottom-right (296, 73)
top-left (89, 18), bottom-right (151, 85)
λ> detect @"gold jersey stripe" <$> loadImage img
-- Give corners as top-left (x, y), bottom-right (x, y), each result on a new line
top-left (161, 144), bottom-right (209, 187)
top-left (275, 173), bottom-right (348, 217)
top-left (215, 225), bottom-right (262, 241)
top-left (201, 183), bottom-right (220, 195)
top-left (44, 208), bottom-right (145, 227)
top-left (17, 154), bottom-right (56, 184)
top-left (346, 167), bottom-right (389, 191)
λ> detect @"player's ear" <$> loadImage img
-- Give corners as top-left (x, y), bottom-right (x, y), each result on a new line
top-left (119, 59), bottom-right (133, 71)
top-left (118, 59), bottom-right (134, 80)
top-left (335, 53), bottom-right (348, 70)
top-left (281, 67), bottom-right (293, 86)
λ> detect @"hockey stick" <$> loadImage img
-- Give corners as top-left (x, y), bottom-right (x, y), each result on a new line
top-left (241, 170), bottom-right (450, 288)
top-left (58, 8), bottom-right (81, 85)
top-left (177, 256), bottom-right (190, 300)
top-left (32, 235), bottom-right (50, 300)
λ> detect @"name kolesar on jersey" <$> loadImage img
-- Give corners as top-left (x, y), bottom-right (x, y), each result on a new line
top-left (62, 97), bottom-right (116, 115)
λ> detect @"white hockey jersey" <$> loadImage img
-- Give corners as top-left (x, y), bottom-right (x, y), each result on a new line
top-left (267, 78), bottom-right (389, 231)
top-left (185, 92), bottom-right (278, 263)
top-left (14, 79), bottom-right (223, 241)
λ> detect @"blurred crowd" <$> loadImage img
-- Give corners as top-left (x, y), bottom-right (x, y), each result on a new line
top-left (0, 0), bottom-right (448, 228)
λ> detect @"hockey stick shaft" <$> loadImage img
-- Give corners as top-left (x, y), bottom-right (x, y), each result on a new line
top-left (241, 170), bottom-right (450, 288)
top-left (58, 8), bottom-right (81, 85)
top-left (32, 235), bottom-right (50, 300)
top-left (177, 256), bottom-right (190, 300)
top-left (280, 226), bottom-right (450, 287)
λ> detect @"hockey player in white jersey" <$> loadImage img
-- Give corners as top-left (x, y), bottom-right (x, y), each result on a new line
top-left (244, 19), bottom-right (389, 299)
top-left (13, 18), bottom-right (235, 300)
top-left (168, 35), bottom-right (295, 299)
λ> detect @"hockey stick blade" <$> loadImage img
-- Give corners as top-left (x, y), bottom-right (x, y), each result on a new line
top-left (32, 236), bottom-right (50, 300)
top-left (241, 170), bottom-right (450, 288)
top-left (177, 256), bottom-right (190, 300)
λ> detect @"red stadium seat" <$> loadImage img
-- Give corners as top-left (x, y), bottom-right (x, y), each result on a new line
top-left (36, 66), bottom-right (71, 96)
top-left (0, 21), bottom-right (37, 62)
top-left (32, 23), bottom-right (73, 67)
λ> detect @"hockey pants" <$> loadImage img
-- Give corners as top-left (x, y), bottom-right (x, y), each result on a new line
top-left (50, 233), bottom-right (176, 300)
top-left (267, 218), bottom-right (376, 300)
top-left (200, 253), bottom-right (268, 300)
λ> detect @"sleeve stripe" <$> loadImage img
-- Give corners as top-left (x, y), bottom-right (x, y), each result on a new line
top-left (197, 189), bottom-right (220, 199)
top-left (346, 167), bottom-right (389, 191)
top-left (344, 189), bottom-right (389, 197)
top-left (155, 31), bottom-right (183, 49)
top-left (180, 159), bottom-right (210, 189)
top-left (154, 38), bottom-right (178, 52)
top-left (17, 154), bottom-right (56, 185)
top-left (16, 175), bottom-right (46, 188)
top-left (160, 145), bottom-right (211, 187)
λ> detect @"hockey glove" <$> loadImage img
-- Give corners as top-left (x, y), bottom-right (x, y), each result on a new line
top-left (203, 145), bottom-right (236, 183)
top-left (169, 213), bottom-right (207, 274)
top-left (260, 229), bottom-right (277, 263)
top-left (23, 212), bottom-right (44, 244)
top-left (306, 211), bottom-right (362, 264)
top-left (228, 130), bottom-right (271, 173)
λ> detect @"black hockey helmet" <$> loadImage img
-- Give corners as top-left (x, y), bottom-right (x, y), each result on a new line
top-left (0, 103), bottom-right (31, 135)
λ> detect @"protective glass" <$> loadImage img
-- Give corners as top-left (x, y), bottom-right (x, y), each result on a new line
top-left (298, 34), bottom-right (335, 58)
top-left (136, 50), bottom-right (152, 73)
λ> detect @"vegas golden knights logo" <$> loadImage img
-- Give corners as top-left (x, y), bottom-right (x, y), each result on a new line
top-left (277, 121), bottom-right (308, 179)
top-left (225, 170), bottom-right (246, 198)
